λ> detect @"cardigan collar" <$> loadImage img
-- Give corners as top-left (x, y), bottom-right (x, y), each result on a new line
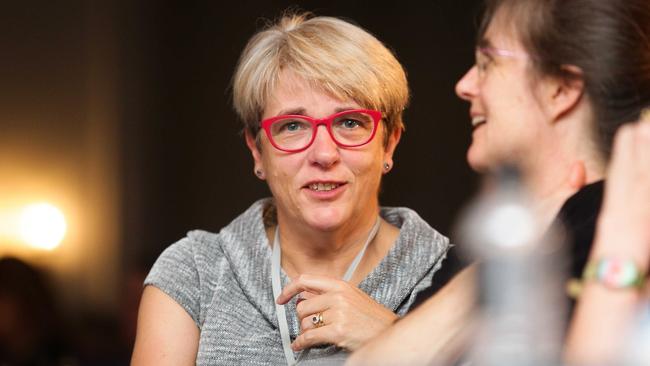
top-left (216, 198), bottom-right (450, 337)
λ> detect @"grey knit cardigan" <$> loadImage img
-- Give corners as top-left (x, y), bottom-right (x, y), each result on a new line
top-left (145, 198), bottom-right (450, 365)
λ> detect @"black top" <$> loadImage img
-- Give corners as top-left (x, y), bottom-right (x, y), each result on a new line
top-left (555, 180), bottom-right (604, 314)
top-left (556, 180), bottom-right (604, 283)
top-left (410, 180), bottom-right (604, 311)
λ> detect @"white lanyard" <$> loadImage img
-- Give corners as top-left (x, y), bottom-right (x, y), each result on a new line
top-left (271, 216), bottom-right (381, 366)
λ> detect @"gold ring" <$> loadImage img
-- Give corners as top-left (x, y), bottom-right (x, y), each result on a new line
top-left (311, 312), bottom-right (324, 328)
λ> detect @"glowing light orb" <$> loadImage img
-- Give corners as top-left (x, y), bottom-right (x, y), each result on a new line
top-left (19, 203), bottom-right (67, 250)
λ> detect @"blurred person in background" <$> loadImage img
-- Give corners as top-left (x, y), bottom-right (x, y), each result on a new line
top-left (348, 0), bottom-right (650, 364)
top-left (0, 257), bottom-right (69, 366)
top-left (131, 12), bottom-right (452, 365)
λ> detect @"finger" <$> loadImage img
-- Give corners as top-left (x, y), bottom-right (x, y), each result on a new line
top-left (605, 123), bottom-right (635, 201)
top-left (298, 290), bottom-right (316, 301)
top-left (295, 294), bottom-right (332, 320)
top-left (636, 116), bottom-right (650, 170)
top-left (300, 308), bottom-right (333, 332)
top-left (276, 274), bottom-right (343, 304)
top-left (633, 120), bottom-right (650, 218)
top-left (295, 291), bottom-right (314, 306)
top-left (610, 123), bottom-right (635, 174)
top-left (291, 325), bottom-right (337, 351)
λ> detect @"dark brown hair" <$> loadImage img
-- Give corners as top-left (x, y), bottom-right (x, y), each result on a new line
top-left (479, 0), bottom-right (650, 160)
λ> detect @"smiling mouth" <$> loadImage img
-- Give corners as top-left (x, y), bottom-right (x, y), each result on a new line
top-left (306, 182), bottom-right (343, 191)
top-left (472, 116), bottom-right (487, 129)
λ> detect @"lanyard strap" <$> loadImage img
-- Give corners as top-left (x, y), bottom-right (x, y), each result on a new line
top-left (271, 216), bottom-right (381, 366)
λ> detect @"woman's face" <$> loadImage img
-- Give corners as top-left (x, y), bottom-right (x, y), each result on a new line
top-left (248, 71), bottom-right (399, 232)
top-left (455, 13), bottom-right (548, 172)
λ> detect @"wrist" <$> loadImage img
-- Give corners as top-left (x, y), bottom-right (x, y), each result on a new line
top-left (568, 257), bottom-right (647, 298)
top-left (584, 257), bottom-right (646, 288)
top-left (592, 219), bottom-right (650, 272)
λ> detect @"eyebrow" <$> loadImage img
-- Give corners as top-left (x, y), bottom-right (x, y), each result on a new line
top-left (334, 106), bottom-right (359, 113)
top-left (276, 107), bottom-right (306, 116)
top-left (275, 106), bottom-right (360, 117)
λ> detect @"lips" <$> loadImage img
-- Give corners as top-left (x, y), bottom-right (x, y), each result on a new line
top-left (309, 182), bottom-right (339, 191)
top-left (304, 181), bottom-right (346, 191)
top-left (471, 115), bottom-right (487, 128)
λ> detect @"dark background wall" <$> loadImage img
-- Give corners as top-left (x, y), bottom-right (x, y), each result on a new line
top-left (0, 0), bottom-right (482, 363)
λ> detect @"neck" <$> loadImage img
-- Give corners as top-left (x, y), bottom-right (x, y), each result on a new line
top-left (506, 103), bottom-right (605, 228)
top-left (273, 211), bottom-right (380, 279)
top-left (519, 148), bottom-right (605, 228)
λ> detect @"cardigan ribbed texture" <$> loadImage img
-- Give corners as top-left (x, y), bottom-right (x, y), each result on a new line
top-left (145, 198), bottom-right (450, 365)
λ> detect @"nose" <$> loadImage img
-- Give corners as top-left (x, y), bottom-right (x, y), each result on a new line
top-left (455, 65), bottom-right (479, 102)
top-left (307, 125), bottom-right (340, 168)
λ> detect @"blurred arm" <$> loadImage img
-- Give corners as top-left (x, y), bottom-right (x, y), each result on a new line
top-left (346, 265), bottom-right (477, 366)
top-left (131, 286), bottom-right (199, 366)
top-left (565, 120), bottom-right (650, 364)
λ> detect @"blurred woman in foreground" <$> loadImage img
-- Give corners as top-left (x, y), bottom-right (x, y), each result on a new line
top-left (348, 0), bottom-right (650, 364)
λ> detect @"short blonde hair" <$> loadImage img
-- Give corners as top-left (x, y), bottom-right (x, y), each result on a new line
top-left (232, 12), bottom-right (409, 146)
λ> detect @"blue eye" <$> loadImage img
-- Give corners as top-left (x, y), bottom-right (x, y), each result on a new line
top-left (274, 119), bottom-right (309, 134)
top-left (286, 122), bottom-right (301, 131)
top-left (341, 119), bottom-right (360, 129)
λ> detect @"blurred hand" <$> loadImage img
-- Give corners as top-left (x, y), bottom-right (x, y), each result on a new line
top-left (276, 274), bottom-right (398, 351)
top-left (593, 116), bottom-right (650, 265)
top-left (564, 114), bottom-right (650, 366)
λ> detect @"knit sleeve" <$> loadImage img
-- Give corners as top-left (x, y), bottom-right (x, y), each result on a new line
top-left (144, 236), bottom-right (202, 327)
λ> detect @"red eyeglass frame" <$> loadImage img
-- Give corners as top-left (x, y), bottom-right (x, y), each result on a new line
top-left (259, 109), bottom-right (382, 153)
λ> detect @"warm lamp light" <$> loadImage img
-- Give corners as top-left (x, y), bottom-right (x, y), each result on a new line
top-left (19, 203), bottom-right (67, 250)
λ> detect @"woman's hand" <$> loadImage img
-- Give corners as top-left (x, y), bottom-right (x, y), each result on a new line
top-left (565, 116), bottom-right (650, 365)
top-left (276, 274), bottom-right (398, 351)
top-left (591, 116), bottom-right (650, 264)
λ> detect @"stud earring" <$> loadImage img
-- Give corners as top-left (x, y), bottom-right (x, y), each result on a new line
top-left (383, 162), bottom-right (391, 171)
top-left (255, 169), bottom-right (264, 178)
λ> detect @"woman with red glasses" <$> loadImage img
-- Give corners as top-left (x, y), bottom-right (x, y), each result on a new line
top-left (132, 12), bottom-right (451, 365)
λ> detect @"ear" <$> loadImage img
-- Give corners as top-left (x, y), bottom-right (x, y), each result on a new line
top-left (245, 130), bottom-right (265, 179)
top-left (541, 65), bottom-right (585, 123)
top-left (382, 127), bottom-right (402, 173)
